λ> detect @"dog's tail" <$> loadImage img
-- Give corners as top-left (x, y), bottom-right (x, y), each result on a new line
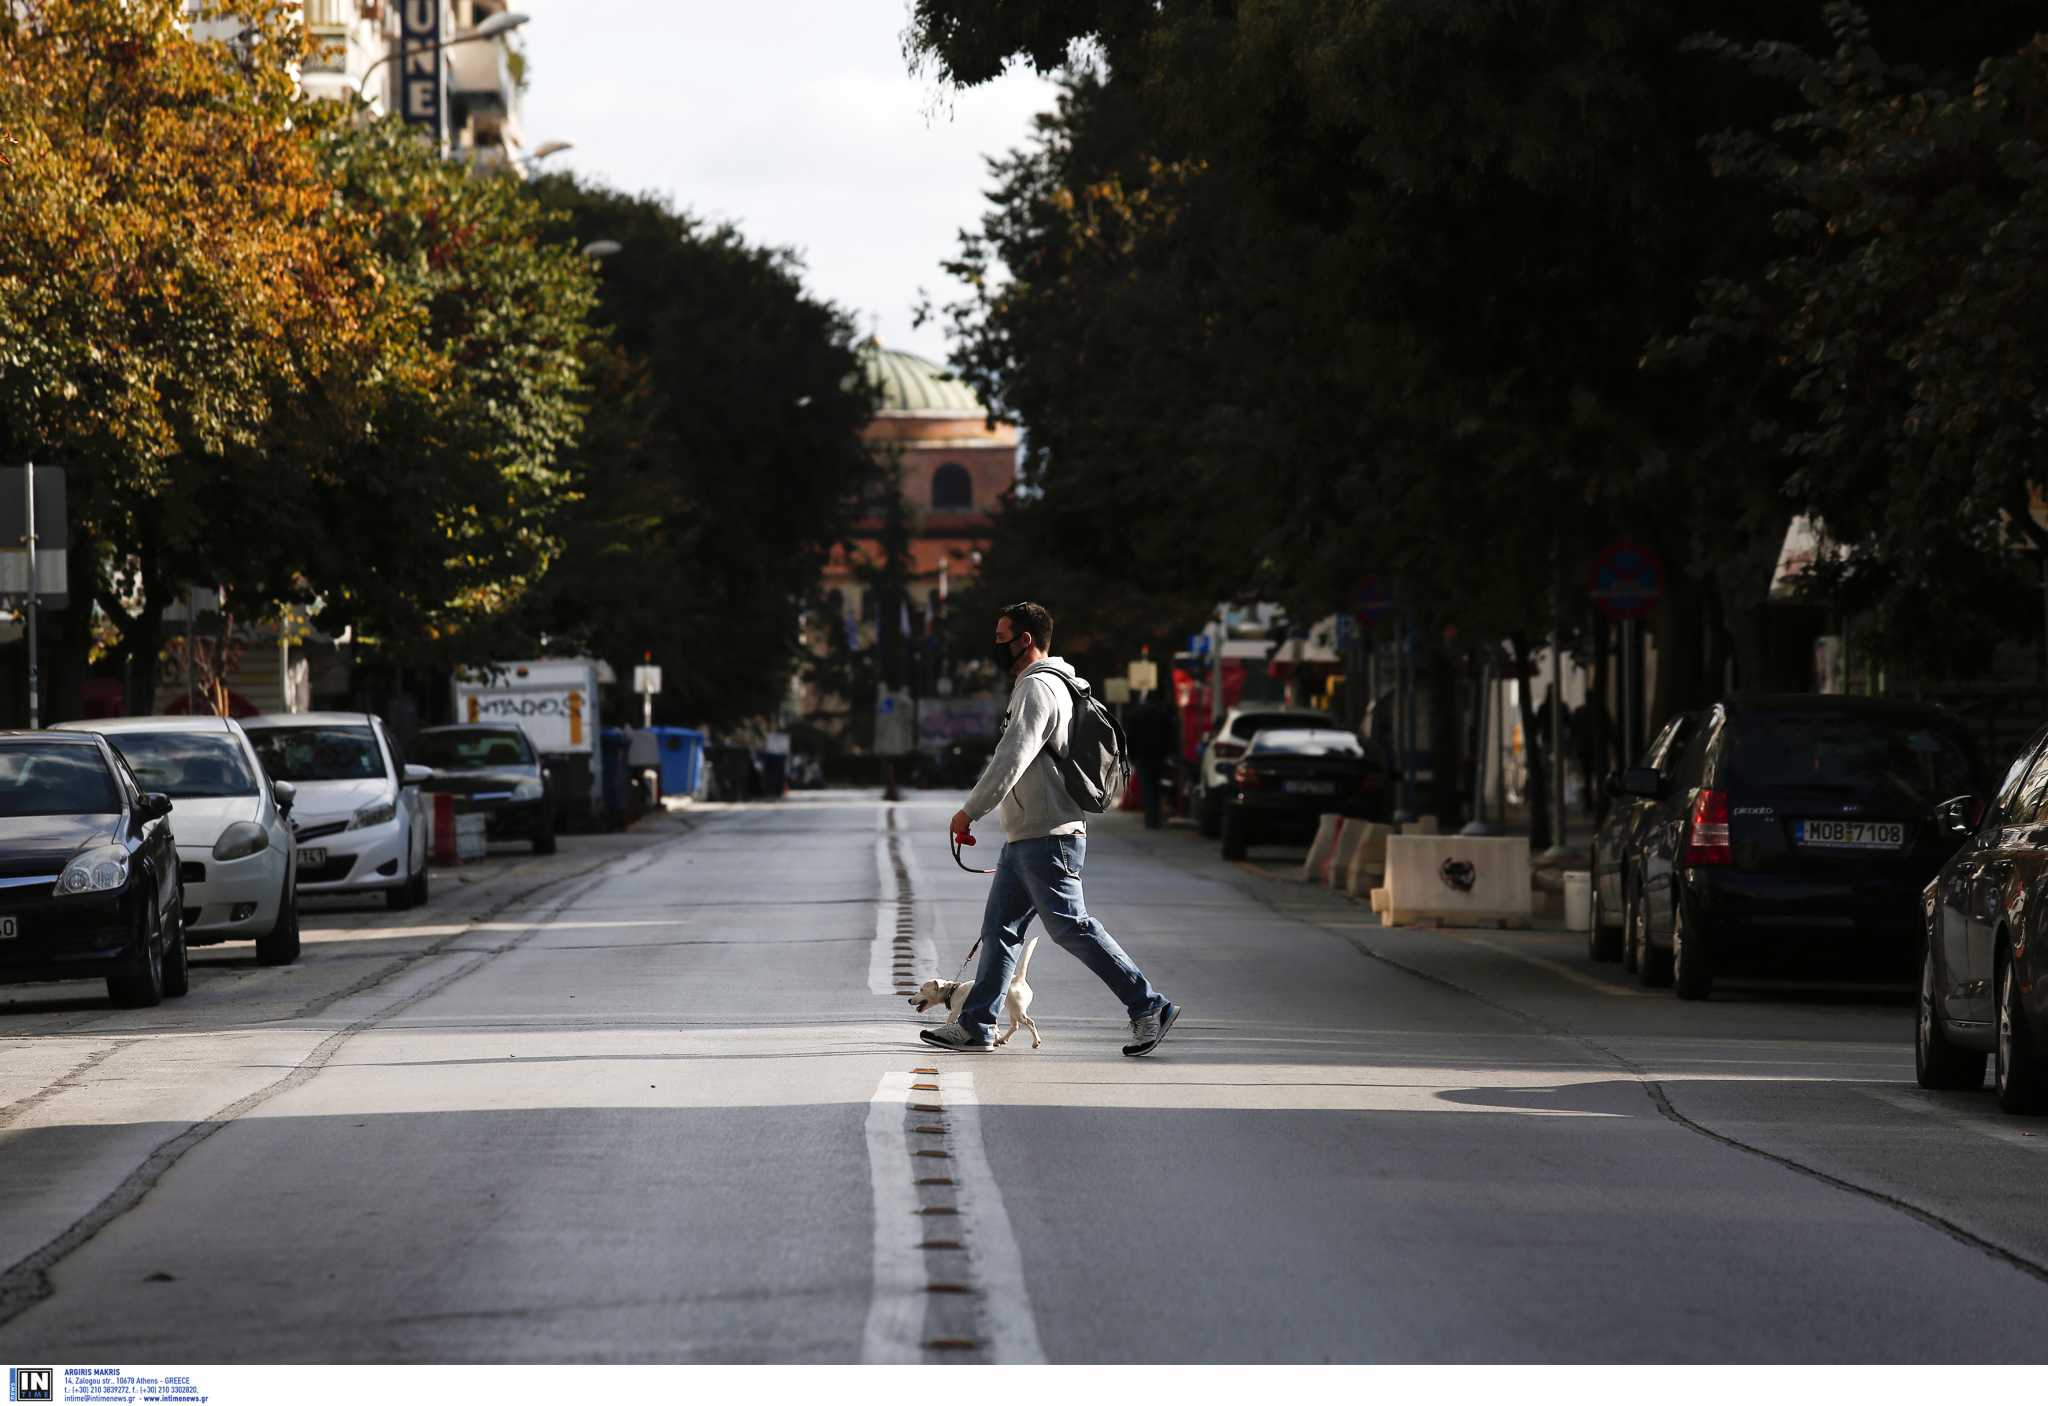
top-left (1013, 933), bottom-right (1040, 986)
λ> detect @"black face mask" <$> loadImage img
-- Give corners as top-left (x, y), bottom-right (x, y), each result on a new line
top-left (992, 636), bottom-right (1022, 674)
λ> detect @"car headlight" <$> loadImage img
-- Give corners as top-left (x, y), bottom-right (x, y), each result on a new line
top-left (212, 821), bottom-right (270, 862)
top-left (57, 845), bottom-right (129, 897)
top-left (512, 779), bottom-right (544, 801)
top-left (351, 798), bottom-right (398, 830)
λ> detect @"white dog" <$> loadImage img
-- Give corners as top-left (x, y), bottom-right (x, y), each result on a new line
top-left (909, 935), bottom-right (1041, 1049)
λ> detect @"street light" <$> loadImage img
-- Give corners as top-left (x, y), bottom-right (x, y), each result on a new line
top-left (581, 240), bottom-right (623, 258)
top-left (355, 11), bottom-right (532, 98)
top-left (525, 140), bottom-right (574, 162)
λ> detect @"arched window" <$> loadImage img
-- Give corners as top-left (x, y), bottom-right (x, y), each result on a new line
top-left (931, 463), bottom-right (973, 511)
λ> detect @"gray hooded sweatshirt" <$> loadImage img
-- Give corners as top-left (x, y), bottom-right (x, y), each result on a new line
top-left (962, 658), bottom-right (1088, 843)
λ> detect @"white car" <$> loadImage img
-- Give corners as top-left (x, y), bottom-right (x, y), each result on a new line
top-left (54, 715), bottom-right (301, 965)
top-left (242, 712), bottom-right (432, 911)
top-left (1194, 704), bottom-right (1338, 837)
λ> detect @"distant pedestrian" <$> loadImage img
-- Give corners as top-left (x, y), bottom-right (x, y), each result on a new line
top-left (927, 602), bottom-right (1181, 1056)
top-left (1123, 688), bottom-right (1178, 829)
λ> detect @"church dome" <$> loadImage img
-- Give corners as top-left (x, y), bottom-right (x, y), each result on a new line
top-left (857, 341), bottom-right (989, 418)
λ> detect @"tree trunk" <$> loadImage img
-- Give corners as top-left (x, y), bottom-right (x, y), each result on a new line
top-left (1509, 631), bottom-right (1551, 851)
top-left (1427, 632), bottom-right (1464, 830)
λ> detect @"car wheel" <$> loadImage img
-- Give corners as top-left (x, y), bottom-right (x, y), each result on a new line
top-left (161, 897), bottom-right (191, 999)
top-left (1995, 944), bottom-right (2047, 1114)
top-left (1221, 805), bottom-right (1249, 861)
top-left (386, 864), bottom-right (417, 911)
top-left (533, 810), bottom-right (557, 855)
top-left (107, 900), bottom-right (165, 1009)
top-left (257, 873), bottom-right (301, 967)
top-left (1198, 790), bottom-right (1223, 839)
top-left (1633, 883), bottom-right (1671, 989)
top-left (1671, 900), bottom-right (1713, 1001)
top-left (1588, 864), bottom-right (1623, 963)
top-left (1916, 942), bottom-right (1986, 1091)
top-left (409, 864), bottom-right (430, 908)
top-left (1621, 882), bottom-right (1640, 975)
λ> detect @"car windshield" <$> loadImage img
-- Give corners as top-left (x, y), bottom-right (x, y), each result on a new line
top-left (413, 728), bottom-right (533, 770)
top-left (1725, 713), bottom-right (1976, 802)
top-left (1251, 729), bottom-right (1363, 756)
top-left (0, 743), bottom-right (121, 816)
top-left (1229, 712), bottom-right (1332, 740)
top-left (247, 726), bottom-right (386, 783)
top-left (105, 732), bottom-right (258, 799)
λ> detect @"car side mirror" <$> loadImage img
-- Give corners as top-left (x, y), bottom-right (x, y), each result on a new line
top-left (137, 792), bottom-right (173, 821)
top-left (1937, 794), bottom-right (1982, 836)
top-left (402, 764), bottom-right (434, 787)
top-left (272, 780), bottom-right (296, 817)
top-left (1617, 767), bottom-right (1665, 800)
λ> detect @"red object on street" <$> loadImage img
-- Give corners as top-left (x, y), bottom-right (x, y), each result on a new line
top-left (432, 792), bottom-right (459, 865)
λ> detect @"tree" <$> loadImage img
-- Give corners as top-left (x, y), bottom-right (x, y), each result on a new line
top-left (910, 0), bottom-right (2043, 837)
top-left (1679, 6), bottom-right (2048, 682)
top-left (521, 178), bottom-right (878, 729)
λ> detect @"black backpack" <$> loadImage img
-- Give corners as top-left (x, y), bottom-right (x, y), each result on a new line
top-left (1023, 665), bottom-right (1132, 813)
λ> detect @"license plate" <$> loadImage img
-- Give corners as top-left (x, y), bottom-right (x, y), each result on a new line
top-left (1795, 820), bottom-right (1905, 849)
top-left (0, 916), bottom-right (15, 940)
top-left (298, 847), bottom-right (328, 869)
top-left (1283, 780), bottom-right (1338, 795)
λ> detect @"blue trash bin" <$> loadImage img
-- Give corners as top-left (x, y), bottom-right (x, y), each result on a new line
top-left (653, 727), bottom-right (706, 799)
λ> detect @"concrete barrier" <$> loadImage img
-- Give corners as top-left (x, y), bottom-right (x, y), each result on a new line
top-left (1330, 822), bottom-right (1372, 889)
top-left (1376, 835), bottom-right (1532, 928)
top-left (1342, 822), bottom-right (1392, 897)
top-left (1302, 814), bottom-right (1346, 882)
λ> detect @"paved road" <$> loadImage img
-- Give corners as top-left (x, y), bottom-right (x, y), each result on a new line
top-left (3, 793), bottom-right (2046, 1363)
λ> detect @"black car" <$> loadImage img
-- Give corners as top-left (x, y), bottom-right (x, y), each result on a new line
top-left (1590, 711), bottom-right (1705, 963)
top-left (412, 725), bottom-right (556, 855)
top-left (1608, 696), bottom-right (1981, 1000)
top-left (1220, 727), bottom-right (1389, 860)
top-left (1920, 720), bottom-right (2048, 1112)
top-left (0, 731), bottom-right (188, 1008)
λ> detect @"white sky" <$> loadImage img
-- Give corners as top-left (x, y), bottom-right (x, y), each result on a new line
top-left (516, 1), bottom-right (1059, 363)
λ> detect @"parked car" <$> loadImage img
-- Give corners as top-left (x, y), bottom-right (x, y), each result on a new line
top-left (1611, 695), bottom-right (1982, 1000)
top-left (55, 716), bottom-right (300, 965)
top-left (1919, 720), bottom-right (2048, 1111)
top-left (1589, 711), bottom-right (1705, 965)
top-left (243, 713), bottom-right (433, 910)
top-left (0, 730), bottom-right (188, 1007)
top-left (412, 724), bottom-right (557, 855)
top-left (1220, 728), bottom-right (1388, 860)
top-left (1195, 705), bottom-right (1337, 837)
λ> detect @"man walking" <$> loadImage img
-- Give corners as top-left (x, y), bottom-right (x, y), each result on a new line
top-left (923, 602), bottom-right (1181, 1056)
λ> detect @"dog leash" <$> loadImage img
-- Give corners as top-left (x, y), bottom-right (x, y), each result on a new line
top-left (946, 834), bottom-right (992, 983)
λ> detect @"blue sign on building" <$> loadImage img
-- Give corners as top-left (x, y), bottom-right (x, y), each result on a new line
top-left (399, 0), bottom-right (443, 140)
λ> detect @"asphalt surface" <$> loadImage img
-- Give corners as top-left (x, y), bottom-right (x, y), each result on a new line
top-left (2, 792), bottom-right (2046, 1363)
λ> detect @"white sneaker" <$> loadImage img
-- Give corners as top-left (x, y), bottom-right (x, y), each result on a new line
top-left (919, 1022), bottom-right (993, 1052)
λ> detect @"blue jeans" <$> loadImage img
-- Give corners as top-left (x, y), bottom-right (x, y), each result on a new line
top-left (957, 833), bottom-right (1164, 1040)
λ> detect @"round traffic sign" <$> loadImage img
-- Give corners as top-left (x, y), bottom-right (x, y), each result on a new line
top-left (1357, 577), bottom-right (1394, 626)
top-left (1589, 542), bottom-right (1665, 621)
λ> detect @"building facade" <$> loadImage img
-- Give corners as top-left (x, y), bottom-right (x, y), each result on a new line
top-left (802, 344), bottom-right (1019, 750)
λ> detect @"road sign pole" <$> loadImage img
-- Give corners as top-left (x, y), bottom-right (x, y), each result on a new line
top-left (1461, 655), bottom-right (1496, 836)
top-left (23, 462), bottom-right (37, 730)
top-left (1621, 618), bottom-right (1636, 765)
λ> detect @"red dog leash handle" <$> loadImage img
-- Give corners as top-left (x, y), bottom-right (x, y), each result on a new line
top-left (951, 834), bottom-right (995, 875)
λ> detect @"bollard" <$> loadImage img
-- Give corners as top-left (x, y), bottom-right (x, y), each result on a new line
top-left (1562, 871), bottom-right (1593, 932)
top-left (431, 792), bottom-right (459, 865)
top-left (884, 762), bottom-right (900, 803)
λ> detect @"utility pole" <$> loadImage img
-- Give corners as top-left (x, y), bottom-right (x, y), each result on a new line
top-left (22, 463), bottom-right (37, 730)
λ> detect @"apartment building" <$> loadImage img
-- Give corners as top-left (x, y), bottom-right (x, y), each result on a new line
top-left (194, 0), bottom-right (525, 164)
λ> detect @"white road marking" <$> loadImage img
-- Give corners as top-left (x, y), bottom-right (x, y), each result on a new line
top-left (942, 1070), bottom-right (1046, 1364)
top-left (861, 1070), bottom-right (927, 1363)
top-left (1861, 1085), bottom-right (2048, 1150)
top-left (869, 827), bottom-right (898, 997)
top-left (896, 830), bottom-right (946, 983)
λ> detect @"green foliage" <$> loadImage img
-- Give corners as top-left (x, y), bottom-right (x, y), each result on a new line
top-left (521, 178), bottom-right (878, 728)
top-left (913, 0), bottom-right (2047, 701)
